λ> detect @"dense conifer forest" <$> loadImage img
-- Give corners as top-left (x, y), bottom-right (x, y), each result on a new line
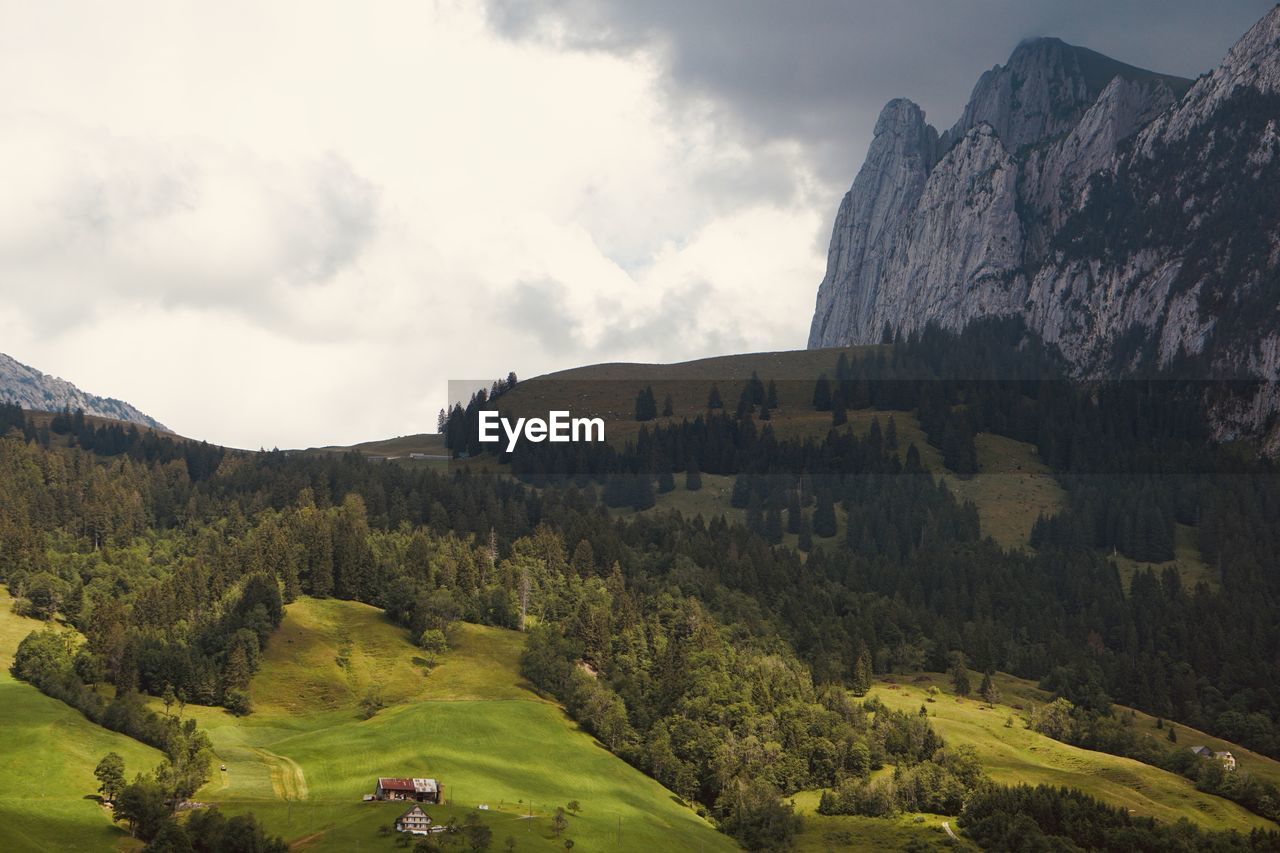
top-left (6, 320), bottom-right (1280, 847)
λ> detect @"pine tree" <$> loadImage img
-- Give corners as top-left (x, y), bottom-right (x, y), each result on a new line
top-left (766, 380), bottom-right (779, 409)
top-left (631, 475), bottom-right (656, 511)
top-left (881, 321), bottom-right (895, 344)
top-left (786, 490), bottom-right (802, 535)
top-left (851, 642), bottom-right (873, 696)
top-left (949, 651), bottom-right (971, 697)
top-left (832, 403), bottom-right (848, 428)
top-left (812, 375), bottom-right (832, 411)
top-left (685, 455), bottom-right (702, 491)
top-left (707, 384), bottom-right (723, 409)
top-left (764, 496), bottom-right (784, 544)
top-left (657, 460), bottom-right (676, 494)
top-left (980, 671), bottom-right (1000, 706)
top-left (798, 514), bottom-right (813, 552)
top-left (635, 386), bottom-right (658, 422)
top-left (814, 488), bottom-right (837, 538)
top-left (886, 414), bottom-right (899, 450)
top-left (662, 394), bottom-right (674, 417)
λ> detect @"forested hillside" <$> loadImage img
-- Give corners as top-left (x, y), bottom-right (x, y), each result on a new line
top-left (5, 322), bottom-right (1280, 848)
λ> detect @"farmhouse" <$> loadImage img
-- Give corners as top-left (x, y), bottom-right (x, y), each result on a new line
top-left (395, 805), bottom-right (432, 834)
top-left (375, 777), bottom-right (442, 803)
top-left (1189, 746), bottom-right (1238, 771)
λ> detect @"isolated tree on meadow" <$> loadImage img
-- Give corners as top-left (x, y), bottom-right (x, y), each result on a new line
top-left (95, 753), bottom-right (126, 803)
top-left (706, 384), bottom-right (723, 409)
top-left (551, 807), bottom-right (568, 838)
top-left (685, 456), bottom-right (702, 491)
top-left (812, 375), bottom-right (832, 411)
top-left (566, 801), bottom-right (580, 816)
top-left (980, 671), bottom-right (1000, 706)
top-left (949, 651), bottom-right (971, 697)
top-left (851, 642), bottom-right (873, 696)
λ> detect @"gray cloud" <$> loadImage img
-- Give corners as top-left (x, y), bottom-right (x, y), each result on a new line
top-left (485, 0), bottom-right (1276, 189)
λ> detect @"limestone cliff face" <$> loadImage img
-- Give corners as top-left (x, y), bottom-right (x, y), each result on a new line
top-left (0, 352), bottom-right (167, 430)
top-left (808, 99), bottom-right (938, 347)
top-left (808, 7), bottom-right (1280, 443)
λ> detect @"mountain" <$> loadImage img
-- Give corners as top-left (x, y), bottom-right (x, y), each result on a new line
top-left (0, 352), bottom-right (167, 431)
top-left (808, 8), bottom-right (1280, 444)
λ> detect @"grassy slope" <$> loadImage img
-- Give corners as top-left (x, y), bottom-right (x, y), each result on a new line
top-left (789, 789), bottom-right (976, 852)
top-left (185, 597), bottom-right (733, 853)
top-left (1110, 523), bottom-right (1217, 592)
top-left (869, 672), bottom-right (1277, 833)
top-left (0, 591), bottom-right (163, 853)
top-left (942, 432), bottom-right (1066, 550)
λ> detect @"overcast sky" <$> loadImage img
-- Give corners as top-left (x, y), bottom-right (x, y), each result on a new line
top-left (0, 1), bottom-right (1271, 448)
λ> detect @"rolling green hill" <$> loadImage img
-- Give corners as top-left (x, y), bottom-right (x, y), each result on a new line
top-left (867, 671), bottom-right (1277, 833)
top-left (0, 592), bottom-right (164, 853)
top-left (4, 590), bottom-right (1277, 850)
top-left (180, 597), bottom-right (734, 852)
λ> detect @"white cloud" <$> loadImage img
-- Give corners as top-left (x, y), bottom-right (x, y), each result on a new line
top-left (0, 0), bottom-right (826, 448)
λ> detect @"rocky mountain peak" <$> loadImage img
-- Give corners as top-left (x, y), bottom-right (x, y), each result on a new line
top-left (943, 36), bottom-right (1192, 154)
top-left (808, 7), bottom-right (1280, 447)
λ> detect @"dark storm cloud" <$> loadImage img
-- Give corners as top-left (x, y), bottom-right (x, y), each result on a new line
top-left (485, 0), bottom-right (1275, 187)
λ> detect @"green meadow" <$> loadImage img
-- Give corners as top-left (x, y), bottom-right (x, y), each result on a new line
top-left (867, 672), bottom-right (1277, 833)
top-left (0, 592), bottom-right (162, 852)
top-left (180, 597), bottom-right (734, 852)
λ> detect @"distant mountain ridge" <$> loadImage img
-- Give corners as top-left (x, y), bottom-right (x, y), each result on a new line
top-left (0, 352), bottom-right (167, 431)
top-left (808, 7), bottom-right (1280, 447)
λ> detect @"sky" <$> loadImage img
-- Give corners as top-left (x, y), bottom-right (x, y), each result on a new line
top-left (0, 0), bottom-right (1272, 448)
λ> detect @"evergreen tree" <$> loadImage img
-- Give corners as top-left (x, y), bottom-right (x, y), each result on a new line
top-left (657, 460), bottom-right (676, 494)
top-left (851, 642), bottom-right (873, 696)
top-left (832, 403), bottom-right (848, 428)
top-left (631, 475), bottom-right (655, 511)
top-left (766, 380), bottom-right (779, 409)
top-left (707, 385), bottom-right (723, 409)
top-left (798, 514), bottom-right (813, 552)
top-left (949, 652), bottom-right (971, 697)
top-left (980, 671), bottom-right (1000, 706)
top-left (886, 414), bottom-right (899, 450)
top-left (812, 375), bottom-right (832, 411)
top-left (685, 456), bottom-right (702, 491)
top-left (786, 490), bottom-right (802, 535)
top-left (662, 394), bottom-right (674, 417)
top-left (814, 488), bottom-right (837, 538)
top-left (634, 386), bottom-right (658, 422)
top-left (764, 497), bottom-right (784, 545)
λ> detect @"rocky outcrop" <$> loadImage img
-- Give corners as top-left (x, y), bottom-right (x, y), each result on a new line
top-left (0, 352), bottom-right (167, 430)
top-left (809, 99), bottom-right (938, 347)
top-left (808, 6), bottom-right (1280, 442)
